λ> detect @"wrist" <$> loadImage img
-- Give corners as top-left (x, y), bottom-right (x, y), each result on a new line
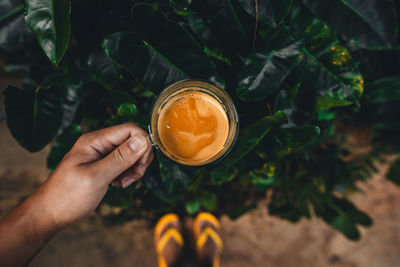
top-left (0, 183), bottom-right (62, 266)
top-left (27, 184), bottom-right (65, 237)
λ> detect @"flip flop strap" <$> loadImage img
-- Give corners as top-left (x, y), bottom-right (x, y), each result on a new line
top-left (157, 228), bottom-right (184, 255)
top-left (196, 226), bottom-right (223, 252)
top-left (155, 214), bottom-right (180, 240)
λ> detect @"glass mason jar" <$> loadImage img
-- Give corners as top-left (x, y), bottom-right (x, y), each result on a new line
top-left (149, 79), bottom-right (239, 166)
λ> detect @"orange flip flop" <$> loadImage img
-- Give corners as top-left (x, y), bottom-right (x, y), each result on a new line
top-left (194, 212), bottom-right (223, 267)
top-left (154, 214), bottom-right (184, 267)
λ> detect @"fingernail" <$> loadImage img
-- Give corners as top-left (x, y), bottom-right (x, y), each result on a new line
top-left (121, 177), bottom-right (136, 188)
top-left (129, 135), bottom-right (147, 152)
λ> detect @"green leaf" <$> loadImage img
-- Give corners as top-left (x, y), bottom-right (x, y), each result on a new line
top-left (237, 40), bottom-right (303, 101)
top-left (317, 196), bottom-right (372, 240)
top-left (212, 111), bottom-right (287, 180)
top-left (190, 0), bottom-right (253, 53)
top-left (183, 11), bottom-right (233, 66)
top-left (103, 185), bottom-right (136, 208)
top-left (169, 0), bottom-right (192, 15)
top-left (157, 152), bottom-right (201, 193)
top-left (131, 3), bottom-right (216, 80)
top-left (24, 0), bottom-right (71, 65)
top-left (105, 103), bottom-right (146, 128)
top-left (286, 5), bottom-right (364, 103)
top-left (200, 190), bottom-right (218, 211)
top-left (327, 212), bottom-right (360, 240)
top-left (141, 160), bottom-right (177, 203)
top-left (238, 0), bottom-right (293, 27)
top-left (303, 0), bottom-right (399, 49)
top-left (3, 84), bottom-right (63, 152)
top-left (47, 124), bottom-right (81, 170)
top-left (387, 159), bottom-right (400, 186)
top-left (364, 76), bottom-right (400, 105)
top-left (115, 103), bottom-right (138, 117)
top-left (86, 48), bottom-right (126, 90)
top-left (185, 190), bottom-right (218, 213)
top-left (332, 197), bottom-right (372, 227)
top-left (102, 32), bottom-right (185, 93)
top-left (315, 95), bottom-right (352, 111)
top-left (260, 126), bottom-right (320, 160)
top-left (185, 200), bottom-right (201, 214)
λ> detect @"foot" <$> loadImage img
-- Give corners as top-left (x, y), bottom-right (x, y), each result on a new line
top-left (194, 212), bottom-right (223, 267)
top-left (154, 214), bottom-right (184, 267)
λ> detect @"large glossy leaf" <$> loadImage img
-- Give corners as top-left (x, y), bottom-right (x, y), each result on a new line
top-left (3, 84), bottom-right (63, 152)
top-left (86, 48), bottom-right (128, 90)
top-left (286, 4), bottom-right (364, 104)
top-left (183, 11), bottom-right (234, 67)
top-left (303, 0), bottom-right (399, 49)
top-left (213, 111), bottom-right (287, 175)
top-left (189, 0), bottom-right (254, 54)
top-left (131, 3), bottom-right (216, 80)
top-left (238, 0), bottom-right (293, 27)
top-left (58, 77), bottom-right (84, 132)
top-left (141, 159), bottom-right (179, 203)
top-left (103, 32), bottom-right (185, 93)
top-left (24, 0), bottom-right (71, 65)
top-left (237, 40), bottom-right (303, 101)
top-left (258, 125), bottom-right (320, 160)
top-left (47, 124), bottom-right (81, 170)
top-left (157, 152), bottom-right (201, 193)
top-left (0, 1), bottom-right (55, 79)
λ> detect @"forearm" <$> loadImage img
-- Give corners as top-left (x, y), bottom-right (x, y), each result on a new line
top-left (0, 185), bottom-right (61, 267)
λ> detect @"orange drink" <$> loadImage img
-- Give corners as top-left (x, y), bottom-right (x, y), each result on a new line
top-left (150, 80), bottom-right (238, 166)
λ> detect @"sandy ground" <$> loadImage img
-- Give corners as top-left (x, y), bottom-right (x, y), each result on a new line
top-left (0, 120), bottom-right (400, 267)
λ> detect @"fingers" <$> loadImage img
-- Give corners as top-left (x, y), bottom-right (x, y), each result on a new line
top-left (87, 135), bottom-right (149, 184)
top-left (112, 164), bottom-right (143, 188)
top-left (72, 123), bottom-right (149, 163)
top-left (138, 146), bottom-right (155, 167)
top-left (112, 148), bottom-right (154, 188)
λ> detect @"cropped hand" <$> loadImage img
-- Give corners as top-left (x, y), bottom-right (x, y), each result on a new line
top-left (39, 122), bottom-right (154, 227)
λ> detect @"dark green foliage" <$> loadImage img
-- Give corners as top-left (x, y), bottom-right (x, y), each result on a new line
top-left (47, 124), bottom-right (81, 170)
top-left (1, 0), bottom-right (400, 240)
top-left (303, 0), bottom-right (398, 49)
top-left (238, 0), bottom-right (293, 27)
top-left (3, 84), bottom-right (63, 152)
top-left (103, 32), bottom-right (186, 93)
top-left (237, 41), bottom-right (303, 101)
top-left (24, 0), bottom-right (71, 65)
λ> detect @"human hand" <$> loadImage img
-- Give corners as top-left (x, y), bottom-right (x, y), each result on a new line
top-left (38, 123), bottom-right (154, 228)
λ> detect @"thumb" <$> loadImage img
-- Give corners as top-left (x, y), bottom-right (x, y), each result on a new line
top-left (88, 134), bottom-right (149, 183)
